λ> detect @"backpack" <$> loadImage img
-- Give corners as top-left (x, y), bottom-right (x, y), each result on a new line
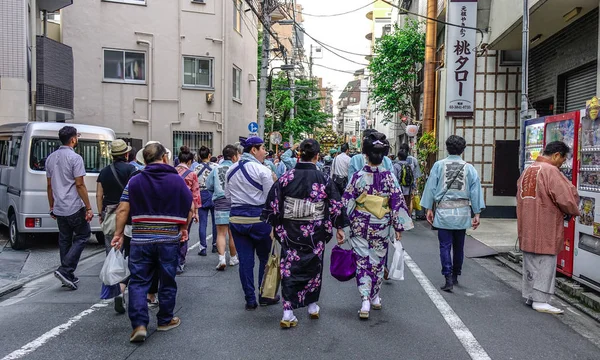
top-left (395, 162), bottom-right (414, 187)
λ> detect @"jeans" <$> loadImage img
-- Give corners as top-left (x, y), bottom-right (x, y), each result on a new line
top-left (230, 222), bottom-right (272, 305)
top-left (128, 242), bottom-right (179, 329)
top-left (438, 229), bottom-right (466, 276)
top-left (198, 206), bottom-right (216, 250)
top-left (56, 207), bottom-right (91, 282)
top-left (178, 222), bottom-right (193, 266)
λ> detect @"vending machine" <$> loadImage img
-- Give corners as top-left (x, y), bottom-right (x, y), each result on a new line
top-left (521, 117), bottom-right (545, 171)
top-left (544, 111), bottom-right (581, 277)
top-left (574, 100), bottom-right (600, 292)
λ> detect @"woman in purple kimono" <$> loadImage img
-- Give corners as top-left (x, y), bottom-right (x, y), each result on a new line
top-left (342, 132), bottom-right (413, 319)
top-left (263, 139), bottom-right (348, 328)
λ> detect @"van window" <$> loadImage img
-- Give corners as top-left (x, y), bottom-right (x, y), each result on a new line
top-left (0, 139), bottom-right (9, 166)
top-left (10, 136), bottom-right (21, 166)
top-left (30, 138), bottom-right (112, 173)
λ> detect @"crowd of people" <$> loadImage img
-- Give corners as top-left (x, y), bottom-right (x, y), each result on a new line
top-left (45, 124), bottom-right (575, 342)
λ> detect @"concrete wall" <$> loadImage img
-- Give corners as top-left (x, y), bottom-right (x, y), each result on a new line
top-left (61, 0), bottom-right (257, 152)
top-left (488, 0), bottom-right (541, 45)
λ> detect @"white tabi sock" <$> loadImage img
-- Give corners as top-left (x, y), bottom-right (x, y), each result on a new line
top-left (308, 303), bottom-right (319, 314)
top-left (283, 310), bottom-right (295, 321)
top-left (361, 300), bottom-right (370, 312)
top-left (372, 296), bottom-right (381, 306)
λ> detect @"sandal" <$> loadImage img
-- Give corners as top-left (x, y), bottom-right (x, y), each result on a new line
top-left (280, 316), bottom-right (298, 328)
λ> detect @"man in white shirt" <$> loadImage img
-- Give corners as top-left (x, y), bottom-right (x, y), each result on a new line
top-left (225, 137), bottom-right (278, 310)
top-left (331, 143), bottom-right (351, 195)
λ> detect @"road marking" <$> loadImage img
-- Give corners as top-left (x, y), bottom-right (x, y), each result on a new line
top-left (2, 233), bottom-right (213, 359)
top-left (187, 234), bottom-right (211, 253)
top-left (1, 302), bottom-right (109, 360)
top-left (404, 253), bottom-right (492, 360)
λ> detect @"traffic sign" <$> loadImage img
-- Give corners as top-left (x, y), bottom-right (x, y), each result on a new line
top-left (248, 122), bottom-right (259, 133)
top-left (270, 131), bottom-right (282, 145)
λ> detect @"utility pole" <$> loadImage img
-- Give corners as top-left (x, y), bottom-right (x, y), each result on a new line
top-left (289, 0), bottom-right (296, 145)
top-left (519, 0), bottom-right (530, 168)
top-left (257, 0), bottom-right (272, 139)
top-left (422, 0), bottom-right (437, 134)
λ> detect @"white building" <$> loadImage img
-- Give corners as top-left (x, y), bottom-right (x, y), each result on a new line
top-left (60, 0), bottom-right (259, 155)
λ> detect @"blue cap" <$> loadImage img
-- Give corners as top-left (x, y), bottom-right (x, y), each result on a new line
top-left (242, 137), bottom-right (264, 147)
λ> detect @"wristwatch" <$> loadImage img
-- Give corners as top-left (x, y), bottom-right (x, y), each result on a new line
top-left (86, 208), bottom-right (93, 211)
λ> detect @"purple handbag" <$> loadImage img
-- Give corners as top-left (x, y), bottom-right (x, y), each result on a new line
top-left (330, 245), bottom-right (356, 282)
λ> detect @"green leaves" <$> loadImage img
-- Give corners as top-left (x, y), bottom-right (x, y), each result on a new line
top-left (265, 73), bottom-right (331, 142)
top-left (368, 20), bottom-right (425, 124)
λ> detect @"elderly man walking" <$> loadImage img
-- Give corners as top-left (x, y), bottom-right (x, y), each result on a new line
top-left (111, 143), bottom-right (193, 342)
top-left (46, 126), bottom-right (94, 290)
top-left (517, 141), bottom-right (580, 314)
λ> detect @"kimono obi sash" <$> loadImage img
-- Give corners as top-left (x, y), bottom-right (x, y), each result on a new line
top-left (230, 204), bottom-right (263, 224)
top-left (283, 197), bottom-right (325, 221)
top-left (437, 199), bottom-right (470, 209)
top-left (355, 192), bottom-right (390, 219)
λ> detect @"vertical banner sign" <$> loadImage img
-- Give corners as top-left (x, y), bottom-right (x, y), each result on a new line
top-left (446, 0), bottom-right (478, 117)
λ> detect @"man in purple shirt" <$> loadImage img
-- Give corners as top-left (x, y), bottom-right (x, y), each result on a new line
top-left (46, 126), bottom-right (94, 290)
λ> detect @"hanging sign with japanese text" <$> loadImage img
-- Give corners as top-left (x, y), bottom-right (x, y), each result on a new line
top-left (446, 0), bottom-right (478, 118)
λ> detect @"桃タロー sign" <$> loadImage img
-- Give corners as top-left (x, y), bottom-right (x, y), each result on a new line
top-left (445, 0), bottom-right (477, 118)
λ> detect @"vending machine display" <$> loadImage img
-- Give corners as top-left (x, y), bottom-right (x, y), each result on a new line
top-left (574, 100), bottom-right (600, 292)
top-left (521, 117), bottom-right (545, 171)
top-left (544, 111), bottom-right (581, 277)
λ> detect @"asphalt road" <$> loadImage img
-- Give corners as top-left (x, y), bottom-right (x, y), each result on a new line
top-left (1, 222), bottom-right (599, 360)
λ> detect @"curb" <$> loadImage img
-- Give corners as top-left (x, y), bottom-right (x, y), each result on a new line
top-left (495, 255), bottom-right (600, 323)
top-left (0, 247), bottom-right (105, 299)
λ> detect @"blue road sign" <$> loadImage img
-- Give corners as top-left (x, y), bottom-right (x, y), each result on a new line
top-left (248, 122), bottom-right (259, 133)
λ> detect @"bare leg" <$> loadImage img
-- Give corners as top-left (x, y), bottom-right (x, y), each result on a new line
top-left (216, 225), bottom-right (228, 256)
top-left (228, 228), bottom-right (237, 257)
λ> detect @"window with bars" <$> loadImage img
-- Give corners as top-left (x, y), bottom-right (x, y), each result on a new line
top-left (172, 131), bottom-right (213, 158)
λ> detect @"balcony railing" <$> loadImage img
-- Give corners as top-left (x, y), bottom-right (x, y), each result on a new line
top-left (36, 36), bottom-right (73, 112)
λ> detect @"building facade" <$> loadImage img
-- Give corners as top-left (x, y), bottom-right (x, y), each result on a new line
top-left (0, 0), bottom-right (74, 124)
top-left (61, 0), bottom-right (258, 155)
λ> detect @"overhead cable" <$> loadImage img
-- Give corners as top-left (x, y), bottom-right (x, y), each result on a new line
top-left (299, 1), bottom-right (377, 17)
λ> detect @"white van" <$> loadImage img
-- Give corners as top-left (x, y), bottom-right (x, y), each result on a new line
top-left (0, 122), bottom-right (115, 249)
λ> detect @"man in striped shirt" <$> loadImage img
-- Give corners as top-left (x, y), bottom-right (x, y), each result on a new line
top-left (111, 143), bottom-right (193, 343)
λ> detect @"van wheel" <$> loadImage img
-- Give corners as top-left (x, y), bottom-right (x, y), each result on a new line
top-left (95, 231), bottom-right (105, 245)
top-left (9, 214), bottom-right (27, 250)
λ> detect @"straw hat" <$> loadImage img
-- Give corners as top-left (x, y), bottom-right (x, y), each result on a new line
top-left (111, 139), bottom-right (132, 156)
top-left (135, 149), bottom-right (145, 165)
top-left (145, 141), bottom-right (172, 161)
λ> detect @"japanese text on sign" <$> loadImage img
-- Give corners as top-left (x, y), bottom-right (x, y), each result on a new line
top-left (446, 0), bottom-right (477, 118)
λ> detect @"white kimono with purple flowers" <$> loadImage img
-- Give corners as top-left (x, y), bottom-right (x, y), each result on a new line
top-left (262, 162), bottom-right (348, 310)
top-left (343, 165), bottom-right (413, 300)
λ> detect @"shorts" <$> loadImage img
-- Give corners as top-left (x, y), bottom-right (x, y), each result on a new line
top-left (215, 210), bottom-right (231, 225)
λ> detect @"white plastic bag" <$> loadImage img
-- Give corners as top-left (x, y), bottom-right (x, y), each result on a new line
top-left (100, 248), bottom-right (130, 286)
top-left (389, 240), bottom-right (405, 281)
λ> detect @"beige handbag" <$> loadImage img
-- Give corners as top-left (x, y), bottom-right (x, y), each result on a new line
top-left (101, 204), bottom-right (118, 236)
top-left (260, 238), bottom-right (281, 300)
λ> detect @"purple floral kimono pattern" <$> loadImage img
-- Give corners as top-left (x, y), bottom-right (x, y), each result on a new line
top-left (342, 165), bottom-right (413, 300)
top-left (262, 162), bottom-right (348, 310)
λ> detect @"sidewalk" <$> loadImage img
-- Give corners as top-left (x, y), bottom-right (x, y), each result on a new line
top-left (467, 218), bottom-right (518, 253)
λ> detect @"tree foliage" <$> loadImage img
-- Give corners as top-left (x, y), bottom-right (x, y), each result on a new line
top-left (265, 73), bottom-right (331, 143)
top-left (368, 20), bottom-right (425, 124)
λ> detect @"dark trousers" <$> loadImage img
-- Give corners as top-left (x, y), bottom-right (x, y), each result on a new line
top-left (198, 207), bottom-right (216, 250)
top-left (128, 242), bottom-right (178, 329)
top-left (230, 222), bottom-right (272, 305)
top-left (178, 222), bottom-right (193, 266)
top-left (56, 207), bottom-right (91, 282)
top-left (438, 229), bottom-right (466, 276)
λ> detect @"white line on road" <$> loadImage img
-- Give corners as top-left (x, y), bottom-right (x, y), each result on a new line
top-left (404, 253), bottom-right (492, 360)
top-left (1, 302), bottom-right (109, 360)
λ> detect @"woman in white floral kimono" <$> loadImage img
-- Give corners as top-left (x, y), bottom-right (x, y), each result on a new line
top-left (263, 139), bottom-right (347, 328)
top-left (342, 132), bottom-right (413, 319)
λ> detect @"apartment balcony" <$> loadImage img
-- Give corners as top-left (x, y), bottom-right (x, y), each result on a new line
top-left (37, 0), bottom-right (72, 12)
top-left (36, 36), bottom-right (73, 120)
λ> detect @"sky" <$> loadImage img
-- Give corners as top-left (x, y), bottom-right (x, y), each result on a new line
top-left (297, 0), bottom-right (375, 103)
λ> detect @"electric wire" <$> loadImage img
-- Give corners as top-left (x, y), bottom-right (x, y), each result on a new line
top-left (240, 5), bottom-right (259, 44)
top-left (244, 0), bottom-right (288, 59)
top-left (298, 1), bottom-right (378, 17)
top-left (278, 3), bottom-right (370, 66)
